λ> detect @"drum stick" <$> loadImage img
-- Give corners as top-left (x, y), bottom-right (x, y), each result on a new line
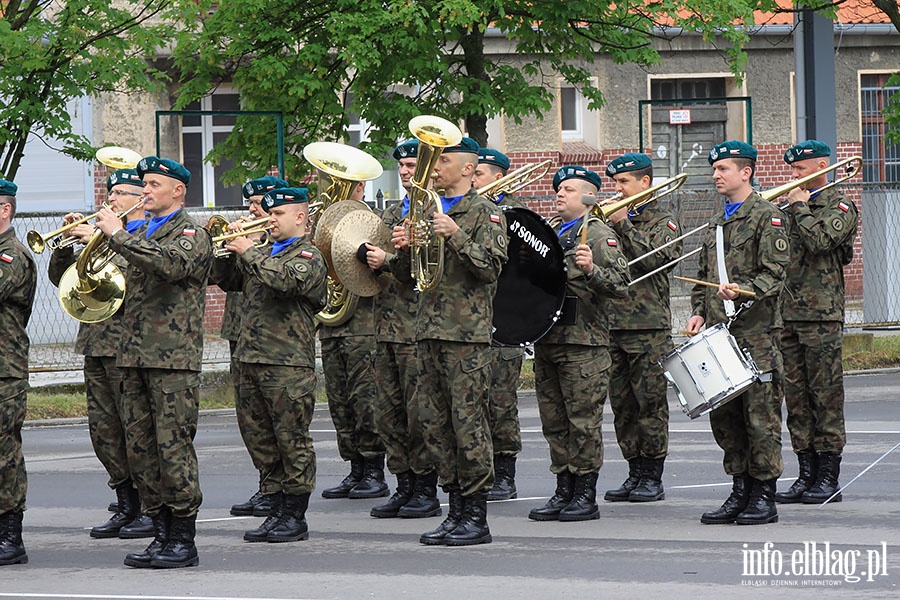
top-left (580, 194), bottom-right (597, 245)
top-left (674, 275), bottom-right (756, 297)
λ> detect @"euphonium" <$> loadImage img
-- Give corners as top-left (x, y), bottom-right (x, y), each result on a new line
top-left (302, 141), bottom-right (383, 326)
top-left (406, 115), bottom-right (463, 292)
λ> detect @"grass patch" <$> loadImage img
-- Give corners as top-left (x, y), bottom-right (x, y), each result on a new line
top-left (843, 335), bottom-right (900, 371)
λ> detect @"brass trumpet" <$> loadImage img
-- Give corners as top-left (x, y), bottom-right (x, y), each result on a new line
top-left (208, 215), bottom-right (272, 258)
top-left (477, 159), bottom-right (553, 202)
top-left (28, 198), bottom-right (147, 254)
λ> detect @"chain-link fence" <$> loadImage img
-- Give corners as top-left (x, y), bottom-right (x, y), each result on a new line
top-left (15, 185), bottom-right (900, 371)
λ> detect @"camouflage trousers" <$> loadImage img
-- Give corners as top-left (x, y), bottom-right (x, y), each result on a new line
top-left (417, 340), bottom-right (494, 495)
top-left (489, 346), bottom-right (523, 456)
top-left (608, 330), bottom-right (671, 461)
top-left (321, 335), bottom-right (385, 462)
top-left (238, 363), bottom-right (317, 495)
top-left (121, 368), bottom-right (202, 518)
top-left (709, 332), bottom-right (784, 481)
top-left (84, 355), bottom-right (130, 489)
top-left (781, 321), bottom-right (846, 453)
top-left (0, 378), bottom-right (27, 514)
top-left (373, 341), bottom-right (432, 476)
top-left (534, 344), bottom-right (609, 476)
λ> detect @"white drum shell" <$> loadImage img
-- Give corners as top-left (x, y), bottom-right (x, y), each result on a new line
top-left (660, 323), bottom-right (760, 419)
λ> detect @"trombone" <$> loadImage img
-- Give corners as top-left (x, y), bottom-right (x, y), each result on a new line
top-left (208, 215), bottom-right (272, 258)
top-left (593, 173), bottom-right (688, 221)
top-left (477, 159), bottom-right (552, 202)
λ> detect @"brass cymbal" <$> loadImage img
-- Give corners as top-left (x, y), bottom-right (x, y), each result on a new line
top-left (331, 210), bottom-right (392, 297)
top-left (313, 200), bottom-right (369, 280)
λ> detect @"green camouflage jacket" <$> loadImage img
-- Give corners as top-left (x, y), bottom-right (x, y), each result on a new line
top-left (691, 192), bottom-right (789, 340)
top-left (538, 216), bottom-right (630, 347)
top-left (373, 199), bottom-right (417, 344)
top-left (220, 291), bottom-right (244, 342)
top-left (0, 228), bottom-right (36, 378)
top-left (109, 209), bottom-right (212, 371)
top-left (212, 236), bottom-right (327, 368)
top-left (782, 187), bottom-right (858, 322)
top-left (609, 203), bottom-right (682, 331)
top-left (416, 188), bottom-right (508, 343)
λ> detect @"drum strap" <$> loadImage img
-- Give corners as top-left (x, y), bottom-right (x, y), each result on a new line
top-left (715, 225), bottom-right (735, 317)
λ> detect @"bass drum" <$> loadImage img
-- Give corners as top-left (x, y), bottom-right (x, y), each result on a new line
top-left (492, 206), bottom-right (567, 346)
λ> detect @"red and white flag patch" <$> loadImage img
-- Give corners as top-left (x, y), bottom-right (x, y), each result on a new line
top-left (667, 220), bottom-right (678, 231)
top-left (771, 217), bottom-right (782, 227)
top-left (182, 228), bottom-right (196, 236)
top-left (300, 250), bottom-right (314, 259)
top-left (839, 202), bottom-right (850, 213)
top-left (607, 238), bottom-right (618, 247)
top-left (489, 214), bottom-right (501, 224)
top-left (0, 253), bottom-right (13, 264)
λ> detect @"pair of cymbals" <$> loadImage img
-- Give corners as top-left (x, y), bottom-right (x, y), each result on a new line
top-left (314, 201), bottom-right (392, 297)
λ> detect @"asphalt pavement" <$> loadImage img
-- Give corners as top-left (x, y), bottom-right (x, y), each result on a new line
top-left (3, 372), bottom-right (900, 600)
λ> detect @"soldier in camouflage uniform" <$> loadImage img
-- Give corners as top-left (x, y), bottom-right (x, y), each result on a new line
top-left (686, 140), bottom-right (789, 525)
top-left (528, 166), bottom-right (629, 523)
top-left (775, 141), bottom-right (858, 505)
top-left (225, 176), bottom-right (289, 519)
top-left (212, 187), bottom-right (327, 543)
top-left (410, 138), bottom-right (508, 546)
top-left (602, 153), bottom-right (681, 503)
top-left (471, 148), bottom-right (524, 501)
top-left (48, 169), bottom-right (153, 540)
top-left (95, 156), bottom-right (212, 568)
top-left (319, 181), bottom-right (389, 501)
top-left (0, 180), bottom-right (36, 566)
top-left (366, 140), bottom-right (441, 520)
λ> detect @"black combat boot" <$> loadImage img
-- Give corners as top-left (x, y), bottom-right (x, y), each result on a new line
top-left (398, 471), bottom-right (442, 518)
top-left (802, 452), bottom-right (843, 504)
top-left (267, 493), bottom-right (310, 542)
top-left (321, 459), bottom-right (365, 499)
top-left (444, 492), bottom-right (492, 546)
top-left (419, 490), bottom-right (463, 545)
top-left (150, 514), bottom-right (199, 568)
top-left (371, 472), bottom-right (415, 518)
top-left (736, 478), bottom-right (779, 525)
top-left (349, 455), bottom-right (390, 499)
top-left (107, 500), bottom-right (119, 513)
top-left (775, 450), bottom-right (817, 504)
top-left (604, 458), bottom-right (641, 502)
top-left (124, 508), bottom-right (170, 568)
top-left (243, 493), bottom-right (284, 542)
top-left (252, 493), bottom-right (274, 516)
top-left (529, 471), bottom-right (575, 521)
top-left (488, 455), bottom-right (518, 501)
top-left (231, 489), bottom-right (267, 516)
top-left (700, 474), bottom-right (752, 524)
top-left (0, 511), bottom-right (27, 566)
top-left (559, 472), bottom-right (600, 521)
top-left (119, 514), bottom-right (155, 539)
top-left (629, 457), bottom-right (666, 502)
top-left (91, 481), bottom-right (141, 538)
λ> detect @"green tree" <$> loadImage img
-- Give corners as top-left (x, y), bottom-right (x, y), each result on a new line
top-left (869, 0), bottom-right (900, 146)
top-left (0, 0), bottom-right (173, 180)
top-left (172, 0), bottom-right (788, 183)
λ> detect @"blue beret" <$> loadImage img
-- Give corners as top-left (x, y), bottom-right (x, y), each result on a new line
top-left (107, 169), bottom-right (142, 192)
top-left (605, 153), bottom-right (652, 177)
top-left (478, 148), bottom-right (510, 171)
top-left (261, 187), bottom-right (309, 212)
top-left (137, 156), bottom-right (191, 185)
top-left (784, 140), bottom-right (831, 164)
top-left (392, 139), bottom-right (419, 160)
top-left (243, 176), bottom-right (289, 199)
top-left (708, 140), bottom-right (757, 164)
top-left (442, 137), bottom-right (479, 155)
top-left (552, 165), bottom-right (603, 192)
top-left (0, 178), bottom-right (18, 197)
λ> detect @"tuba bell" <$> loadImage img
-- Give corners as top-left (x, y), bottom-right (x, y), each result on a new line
top-left (406, 115), bottom-right (463, 293)
top-left (302, 141), bottom-right (383, 326)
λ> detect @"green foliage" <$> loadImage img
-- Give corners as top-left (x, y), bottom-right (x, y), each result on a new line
top-left (0, 0), bottom-right (175, 179)
top-left (171, 0), bottom-right (786, 182)
top-left (883, 73), bottom-right (900, 147)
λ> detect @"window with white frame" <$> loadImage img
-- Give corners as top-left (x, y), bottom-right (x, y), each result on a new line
top-left (181, 87), bottom-right (242, 207)
top-left (860, 73), bottom-right (900, 183)
top-left (560, 86), bottom-right (583, 141)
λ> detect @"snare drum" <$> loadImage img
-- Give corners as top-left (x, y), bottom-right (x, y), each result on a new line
top-left (660, 323), bottom-right (760, 419)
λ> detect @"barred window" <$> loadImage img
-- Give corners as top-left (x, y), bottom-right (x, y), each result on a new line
top-left (860, 73), bottom-right (900, 183)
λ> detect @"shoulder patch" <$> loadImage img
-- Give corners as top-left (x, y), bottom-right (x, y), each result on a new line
top-left (179, 238), bottom-right (193, 251)
top-left (775, 238), bottom-right (788, 252)
top-left (490, 213), bottom-right (501, 224)
top-left (831, 218), bottom-right (844, 232)
top-left (497, 233), bottom-right (507, 248)
top-left (771, 217), bottom-right (782, 227)
top-left (0, 253), bottom-right (13, 264)
top-left (182, 228), bottom-right (196, 237)
top-left (667, 220), bottom-right (678, 231)
top-left (300, 250), bottom-right (314, 259)
top-left (293, 261), bottom-right (308, 274)
top-left (838, 202), bottom-right (850, 213)
top-left (617, 256), bottom-right (628, 269)
top-left (607, 238), bottom-right (618, 247)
